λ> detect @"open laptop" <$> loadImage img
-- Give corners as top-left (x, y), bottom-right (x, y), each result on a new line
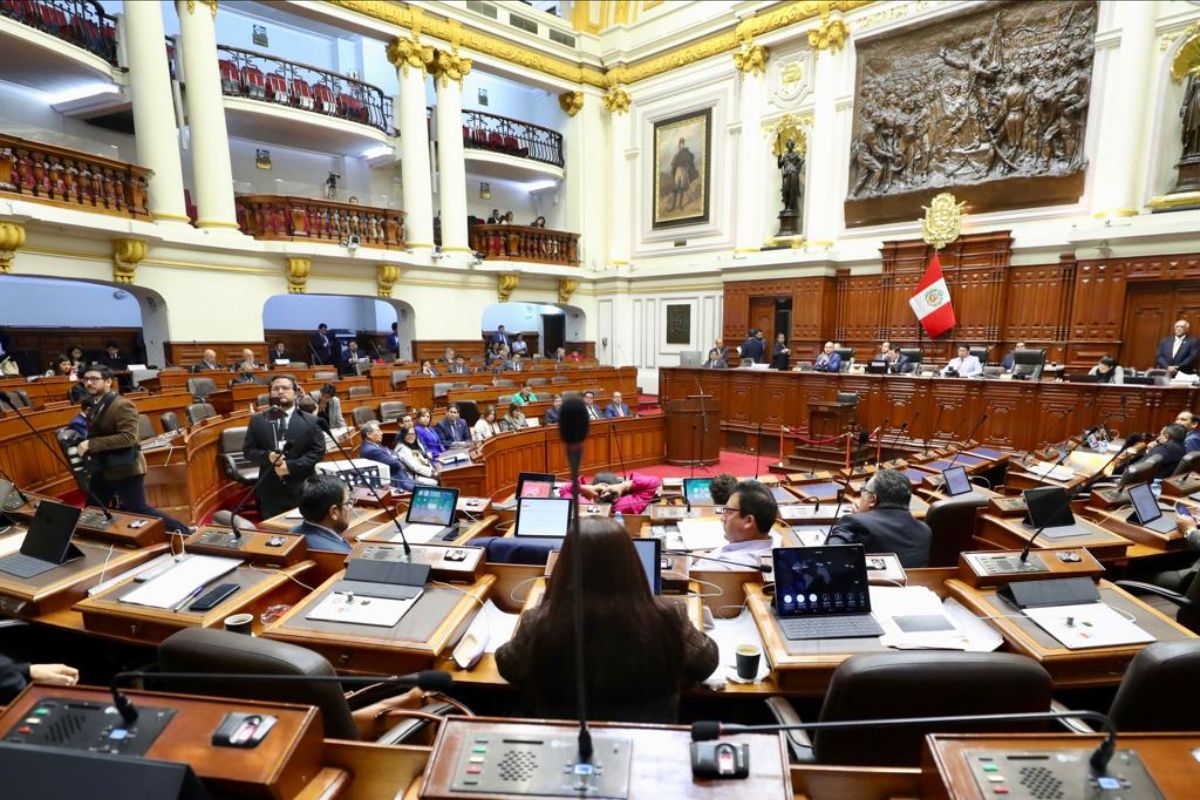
top-left (631, 537), bottom-right (662, 595)
top-left (392, 486), bottom-right (459, 544)
top-left (0, 499), bottom-right (84, 578)
top-left (942, 466), bottom-right (973, 497)
top-left (682, 478), bottom-right (714, 506)
top-left (516, 472), bottom-right (557, 499)
top-left (771, 545), bottom-right (884, 640)
top-left (514, 497), bottom-right (572, 538)
top-left (1021, 486), bottom-right (1089, 539)
top-left (1126, 483), bottom-right (1179, 534)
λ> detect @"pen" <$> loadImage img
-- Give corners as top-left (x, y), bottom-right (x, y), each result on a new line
top-left (174, 586), bottom-right (205, 612)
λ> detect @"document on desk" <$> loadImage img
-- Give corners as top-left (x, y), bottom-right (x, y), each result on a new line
top-left (460, 599), bottom-right (519, 653)
top-left (676, 518), bottom-right (728, 551)
top-left (871, 586), bottom-right (973, 651)
top-left (120, 555), bottom-right (242, 609)
top-left (392, 523), bottom-right (446, 544)
top-left (306, 592), bottom-right (418, 627)
top-left (1022, 603), bottom-right (1155, 650)
top-left (704, 608), bottom-right (771, 686)
top-left (1031, 462), bottom-right (1076, 482)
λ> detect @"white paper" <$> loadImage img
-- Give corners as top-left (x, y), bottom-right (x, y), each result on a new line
top-left (120, 555), bottom-right (241, 609)
top-left (393, 523), bottom-right (446, 544)
top-left (0, 531), bottom-right (26, 558)
top-left (1032, 462), bottom-right (1076, 482)
top-left (1023, 603), bottom-right (1155, 650)
top-left (460, 599), bottom-right (520, 653)
top-left (942, 597), bottom-right (1004, 652)
top-left (872, 586), bottom-right (971, 651)
top-left (306, 592), bottom-right (418, 627)
top-left (676, 518), bottom-right (728, 551)
top-left (704, 608), bottom-right (771, 687)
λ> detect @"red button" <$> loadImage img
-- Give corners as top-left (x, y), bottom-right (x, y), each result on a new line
top-left (466, 767), bottom-right (481, 775)
top-left (16, 727), bottom-right (30, 734)
top-left (994, 788), bottom-right (1009, 795)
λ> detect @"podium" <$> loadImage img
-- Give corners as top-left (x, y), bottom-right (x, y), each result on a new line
top-left (808, 399), bottom-right (856, 439)
top-left (665, 395), bottom-right (720, 466)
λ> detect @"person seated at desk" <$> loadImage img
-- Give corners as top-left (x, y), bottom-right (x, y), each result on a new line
top-left (708, 472), bottom-right (737, 506)
top-left (876, 340), bottom-right (892, 361)
top-left (192, 348), bottom-right (222, 372)
top-left (544, 394), bottom-right (563, 424)
top-left (359, 421), bottom-right (414, 491)
top-left (235, 348), bottom-right (261, 372)
top-left (702, 480), bottom-right (778, 570)
top-left (604, 391), bottom-right (632, 418)
top-left (435, 405), bottom-right (470, 446)
top-left (703, 348), bottom-right (727, 369)
top-left (510, 334), bottom-right (529, 357)
top-left (510, 382), bottom-right (538, 406)
top-left (1089, 355), bottom-right (1124, 384)
top-left (99, 341), bottom-right (128, 371)
top-left (417, 359), bottom-right (439, 378)
top-left (558, 471), bottom-right (662, 515)
top-left (814, 341), bottom-right (841, 373)
top-left (447, 356), bottom-right (471, 375)
top-left (552, 346), bottom-right (567, 362)
top-left (68, 345), bottom-right (86, 373)
top-left (414, 408), bottom-right (444, 458)
top-left (884, 345), bottom-right (911, 374)
top-left (340, 341), bottom-right (368, 376)
top-left (941, 345), bottom-right (983, 378)
top-left (507, 354), bottom-right (527, 373)
top-left (396, 425), bottom-right (440, 487)
top-left (1001, 342), bottom-right (1027, 372)
top-left (583, 390), bottom-right (601, 420)
top-left (270, 340), bottom-right (290, 363)
top-left (827, 468), bottom-right (931, 568)
top-left (441, 347), bottom-right (457, 364)
top-left (289, 473), bottom-right (353, 554)
top-left (1156, 319), bottom-right (1199, 376)
top-left (566, 349), bottom-right (584, 363)
top-left (1131, 423), bottom-right (1187, 479)
top-left (1176, 411), bottom-right (1200, 453)
top-left (496, 517), bottom-right (718, 724)
top-left (499, 402), bottom-right (528, 432)
top-left (1, 655), bottom-right (78, 704)
top-left (312, 383), bottom-right (346, 429)
top-left (473, 404), bottom-right (500, 442)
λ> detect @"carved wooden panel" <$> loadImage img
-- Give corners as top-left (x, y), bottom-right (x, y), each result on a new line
top-left (835, 273), bottom-right (884, 343)
top-left (1068, 261), bottom-right (1127, 344)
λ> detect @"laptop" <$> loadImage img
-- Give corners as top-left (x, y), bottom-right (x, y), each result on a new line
top-left (514, 497), bottom-right (572, 538)
top-left (1126, 483), bottom-right (1179, 534)
top-left (771, 545), bottom-right (885, 640)
top-left (393, 486), bottom-right (459, 544)
top-left (682, 478), bottom-right (714, 506)
top-left (0, 499), bottom-right (84, 578)
top-left (1021, 486), bottom-right (1089, 539)
top-left (866, 359), bottom-right (888, 375)
top-left (942, 466), bottom-right (973, 497)
top-left (631, 537), bottom-right (662, 595)
top-left (516, 472), bottom-right (557, 499)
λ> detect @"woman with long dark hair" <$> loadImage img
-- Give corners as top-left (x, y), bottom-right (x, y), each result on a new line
top-left (496, 517), bottom-right (718, 723)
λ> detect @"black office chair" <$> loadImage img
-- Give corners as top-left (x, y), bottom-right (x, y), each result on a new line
top-left (1117, 569), bottom-right (1200, 634)
top-left (160, 411), bottom-right (182, 432)
top-left (471, 535), bottom-right (562, 565)
top-left (924, 492), bottom-right (989, 567)
top-left (969, 346), bottom-right (989, 364)
top-left (832, 348), bottom-right (855, 371)
top-left (1108, 642), bottom-right (1200, 730)
top-left (836, 391), bottom-right (858, 407)
top-left (1118, 455), bottom-right (1161, 489)
top-left (186, 403), bottom-right (216, 426)
top-left (352, 406), bottom-right (378, 427)
top-left (764, 652), bottom-right (1053, 766)
top-left (1172, 451), bottom-right (1200, 477)
top-left (218, 427), bottom-right (257, 485)
top-left (455, 400), bottom-right (480, 428)
top-left (136, 414), bottom-right (155, 441)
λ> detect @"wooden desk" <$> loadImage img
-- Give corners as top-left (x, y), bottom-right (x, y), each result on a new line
top-left (260, 506), bottom-right (393, 537)
top-left (1085, 505), bottom-right (1186, 553)
top-left (974, 513), bottom-right (1131, 562)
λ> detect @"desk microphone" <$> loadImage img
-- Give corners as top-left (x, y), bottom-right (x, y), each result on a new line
top-left (558, 396), bottom-right (593, 764)
top-left (1029, 425), bottom-right (1099, 485)
top-left (0, 468), bottom-right (31, 506)
top-left (944, 413), bottom-right (987, 471)
top-left (226, 438), bottom-right (293, 540)
top-left (110, 669), bottom-right (453, 727)
top-left (880, 418), bottom-right (912, 468)
top-left (824, 430), bottom-right (869, 539)
top-left (608, 419), bottom-right (629, 481)
top-left (925, 405), bottom-right (944, 454)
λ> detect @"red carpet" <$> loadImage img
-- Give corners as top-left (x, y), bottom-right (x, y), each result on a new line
top-left (631, 450), bottom-right (773, 479)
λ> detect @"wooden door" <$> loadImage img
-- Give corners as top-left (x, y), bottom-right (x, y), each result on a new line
top-left (1121, 284), bottom-right (1200, 369)
top-left (749, 297), bottom-right (776, 344)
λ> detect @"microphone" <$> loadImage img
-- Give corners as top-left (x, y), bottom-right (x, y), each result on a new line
top-left (880, 417), bottom-right (912, 468)
top-left (944, 413), bottom-right (988, 471)
top-left (690, 709), bottom-right (1119, 775)
top-left (557, 396), bottom-right (592, 763)
top-left (754, 421), bottom-right (764, 481)
top-left (608, 417), bottom-right (629, 481)
top-left (926, 405), bottom-right (944, 454)
top-left (0, 468), bottom-right (31, 506)
top-left (110, 669), bottom-right (453, 727)
top-left (1028, 425), bottom-right (1099, 484)
top-left (226, 439), bottom-right (292, 540)
top-left (825, 430), bottom-right (870, 539)
top-left (693, 378), bottom-right (709, 478)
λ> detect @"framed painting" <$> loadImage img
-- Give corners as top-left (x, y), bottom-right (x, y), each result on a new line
top-left (665, 304), bottom-right (691, 345)
top-left (652, 108), bottom-right (711, 229)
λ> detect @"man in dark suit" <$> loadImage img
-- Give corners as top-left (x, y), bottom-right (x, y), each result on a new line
top-left (270, 340), bottom-right (290, 363)
top-left (814, 341), bottom-right (842, 373)
top-left (386, 322), bottom-right (401, 361)
top-left (192, 349), bottom-right (221, 372)
top-left (310, 323), bottom-right (334, 365)
top-left (583, 390), bottom-right (601, 420)
top-left (359, 420), bottom-right (414, 491)
top-left (435, 405), bottom-right (470, 446)
top-left (703, 348), bottom-right (727, 369)
top-left (827, 468), bottom-right (931, 568)
top-left (1135, 423), bottom-right (1187, 479)
top-left (1176, 411), bottom-right (1200, 453)
top-left (739, 329), bottom-right (766, 363)
top-left (1155, 320), bottom-right (1199, 375)
top-left (74, 365), bottom-right (188, 532)
top-left (885, 345), bottom-right (910, 375)
top-left (604, 391), bottom-right (632, 418)
top-left (1000, 341), bottom-right (1026, 372)
top-left (288, 473), bottom-right (352, 554)
top-left (340, 340), bottom-right (368, 377)
top-left (242, 375), bottom-right (328, 520)
top-left (544, 394), bottom-right (563, 424)
top-left (98, 341), bottom-right (128, 371)
top-left (447, 356), bottom-right (471, 375)
top-left (488, 325), bottom-right (509, 348)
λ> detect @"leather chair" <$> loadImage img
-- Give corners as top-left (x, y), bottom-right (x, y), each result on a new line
top-left (468, 384), bottom-right (491, 391)
top-left (160, 411), bottom-right (182, 432)
top-left (353, 406), bottom-right (377, 427)
top-left (3, 390), bottom-right (30, 408)
top-left (136, 413), bottom-right (155, 441)
top-left (1118, 454), bottom-right (1161, 489)
top-left (313, 370), bottom-right (337, 381)
top-left (433, 382), bottom-right (454, 397)
top-left (764, 652), bottom-right (1053, 766)
top-left (289, 362), bottom-right (308, 368)
top-left (924, 492), bottom-right (989, 567)
top-left (212, 509), bottom-right (255, 530)
top-left (493, 378), bottom-right (514, 388)
top-left (1117, 572), bottom-right (1200, 634)
top-left (348, 385), bottom-right (371, 398)
top-left (186, 402), bottom-right (216, 426)
top-left (1172, 450), bottom-right (1200, 476)
top-left (186, 376), bottom-right (217, 401)
top-left (471, 535), bottom-right (561, 565)
top-left (795, 361), bottom-right (814, 372)
top-left (836, 391), bottom-right (858, 407)
top-left (218, 426), bottom-right (257, 484)
top-left (1107, 641), bottom-right (1200, 730)
top-left (551, 376), bottom-right (570, 383)
top-left (391, 370), bottom-right (411, 388)
top-left (527, 377), bottom-right (548, 387)
top-left (379, 401), bottom-right (407, 423)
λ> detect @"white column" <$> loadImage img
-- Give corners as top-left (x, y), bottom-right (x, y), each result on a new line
top-left (605, 87), bottom-right (632, 268)
top-left (563, 88), bottom-right (607, 270)
top-left (1090, 0), bottom-right (1159, 219)
top-left (433, 51), bottom-right (470, 254)
top-left (390, 39), bottom-right (435, 251)
top-left (124, 2), bottom-right (188, 225)
top-left (804, 45), bottom-right (839, 248)
top-left (734, 48), bottom-right (767, 253)
top-left (175, 0), bottom-right (239, 231)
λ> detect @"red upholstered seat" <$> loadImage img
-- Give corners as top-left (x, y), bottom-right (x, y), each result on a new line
top-left (265, 72), bottom-right (289, 104)
top-left (218, 60), bottom-right (240, 95)
top-left (241, 65), bottom-right (266, 99)
top-left (291, 77), bottom-right (314, 110)
top-left (313, 83), bottom-right (335, 114)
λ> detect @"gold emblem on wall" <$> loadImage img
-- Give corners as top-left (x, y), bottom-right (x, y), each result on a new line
top-left (0, 221), bottom-right (25, 274)
top-left (498, 274), bottom-right (519, 302)
top-left (559, 90), bottom-right (584, 117)
top-left (111, 238), bottom-right (147, 284)
top-left (557, 279), bottom-right (578, 304)
top-left (732, 44), bottom-right (769, 75)
top-left (921, 193), bottom-right (966, 251)
top-left (765, 113), bottom-right (811, 156)
top-left (377, 263), bottom-right (401, 298)
top-left (808, 15), bottom-right (849, 51)
top-left (285, 257), bottom-right (311, 294)
top-left (602, 86), bottom-right (630, 114)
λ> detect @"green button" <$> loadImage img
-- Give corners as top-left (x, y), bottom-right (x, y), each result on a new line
top-left (33, 708), bottom-right (49, 716)
top-left (472, 745), bottom-right (487, 753)
top-left (983, 765), bottom-right (999, 773)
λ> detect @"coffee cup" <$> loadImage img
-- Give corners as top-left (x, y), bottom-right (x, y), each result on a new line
top-left (735, 643), bottom-right (761, 681)
top-left (224, 612), bottom-right (254, 635)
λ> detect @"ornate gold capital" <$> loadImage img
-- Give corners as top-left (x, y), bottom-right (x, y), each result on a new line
top-left (602, 86), bottom-right (630, 115)
top-left (431, 48), bottom-right (472, 87)
top-left (111, 238), bottom-right (147, 284)
top-left (559, 91), bottom-right (584, 117)
top-left (733, 44), bottom-right (769, 75)
top-left (497, 274), bottom-right (519, 302)
top-left (387, 35), bottom-right (434, 76)
top-left (808, 17), bottom-right (849, 52)
top-left (557, 279), bottom-right (578, 304)
top-left (0, 222), bottom-right (25, 274)
top-left (185, 0), bottom-right (217, 19)
top-left (377, 263), bottom-right (401, 298)
top-left (285, 257), bottom-right (311, 294)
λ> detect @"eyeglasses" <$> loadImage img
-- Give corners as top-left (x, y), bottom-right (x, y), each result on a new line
top-left (82, 376), bottom-right (107, 383)
top-left (721, 505), bottom-right (743, 517)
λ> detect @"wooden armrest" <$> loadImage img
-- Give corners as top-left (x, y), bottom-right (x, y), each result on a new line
top-left (1114, 580), bottom-right (1193, 609)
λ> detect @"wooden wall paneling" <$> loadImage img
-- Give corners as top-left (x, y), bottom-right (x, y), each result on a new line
top-left (1032, 385), bottom-right (1085, 448)
top-left (878, 378), bottom-right (924, 443)
top-left (725, 374), bottom-right (757, 427)
top-left (166, 342), bottom-right (271, 368)
top-left (1067, 260), bottom-right (1126, 367)
top-left (5, 327), bottom-right (144, 374)
top-left (791, 277), bottom-right (836, 356)
top-left (721, 282), bottom-right (750, 344)
top-left (410, 340), bottom-right (487, 362)
top-left (834, 271), bottom-right (884, 349)
top-left (1004, 259), bottom-right (1074, 362)
top-left (1120, 285), bottom-right (1173, 371)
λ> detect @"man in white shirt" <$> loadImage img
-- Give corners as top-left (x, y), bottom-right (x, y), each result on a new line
top-left (701, 480), bottom-right (778, 571)
top-left (941, 345), bottom-right (983, 378)
top-left (583, 390), bottom-right (601, 420)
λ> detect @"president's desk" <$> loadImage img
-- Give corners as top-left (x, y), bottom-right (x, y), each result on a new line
top-left (659, 368), bottom-right (1196, 452)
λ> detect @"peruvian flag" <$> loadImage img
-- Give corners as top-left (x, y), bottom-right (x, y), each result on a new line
top-left (909, 253), bottom-right (956, 338)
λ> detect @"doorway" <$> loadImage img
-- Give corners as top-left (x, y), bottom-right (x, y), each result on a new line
top-left (749, 297), bottom-right (776, 343)
top-left (542, 313), bottom-right (565, 356)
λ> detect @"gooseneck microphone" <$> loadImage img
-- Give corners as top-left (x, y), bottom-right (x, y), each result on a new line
top-left (824, 430), bottom-right (870, 540)
top-left (944, 413), bottom-right (988, 471)
top-left (558, 397), bottom-right (592, 763)
top-left (880, 418), bottom-right (912, 468)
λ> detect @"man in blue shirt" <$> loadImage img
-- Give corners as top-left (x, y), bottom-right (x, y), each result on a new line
top-left (1176, 411), bottom-right (1200, 454)
top-left (289, 473), bottom-right (353, 553)
top-left (814, 341), bottom-right (841, 373)
top-left (359, 420), bottom-right (414, 490)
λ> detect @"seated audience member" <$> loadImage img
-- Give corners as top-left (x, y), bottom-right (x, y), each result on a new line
top-left (288, 473), bottom-right (354, 554)
top-left (312, 383), bottom-right (346, 429)
top-left (511, 382), bottom-right (538, 406)
top-left (414, 408), bottom-right (444, 458)
top-left (708, 472), bottom-right (738, 506)
top-left (1089, 355), bottom-right (1124, 384)
top-left (192, 348), bottom-right (222, 372)
top-left (827, 469), bottom-right (931, 568)
top-left (359, 421), bottom-right (414, 491)
top-left (496, 516), bottom-right (718, 723)
top-left (544, 394), bottom-right (563, 424)
top-left (0, 655), bottom-right (78, 704)
top-left (558, 471), bottom-right (662, 515)
top-left (236, 348), bottom-right (260, 372)
top-left (473, 404), bottom-right (501, 442)
top-left (270, 340), bottom-right (290, 362)
top-left (436, 405), bottom-right (470, 446)
top-left (941, 345), bottom-right (983, 378)
top-left (99, 341), bottom-right (128, 371)
top-left (500, 402), bottom-right (528, 432)
top-left (703, 480), bottom-right (778, 570)
top-left (508, 354), bottom-right (526, 372)
top-left (441, 347), bottom-right (457, 364)
top-left (390, 413), bottom-right (415, 453)
top-left (876, 340), bottom-right (892, 360)
top-left (885, 345), bottom-right (911, 374)
top-left (486, 208), bottom-right (501, 224)
top-left (49, 354), bottom-right (76, 380)
top-left (340, 341), bottom-right (368, 376)
top-left (1001, 342), bottom-right (1027, 372)
top-left (418, 359), bottom-right (439, 377)
top-left (1177, 411), bottom-right (1200, 453)
top-left (814, 341), bottom-right (841, 373)
top-left (1133, 423), bottom-right (1187, 478)
top-left (604, 391), bottom-right (632, 418)
top-left (703, 348), bottom-right (727, 369)
top-left (583, 390), bottom-right (601, 420)
top-left (395, 425), bottom-right (439, 486)
top-left (566, 349), bottom-right (584, 363)
top-left (531, 215), bottom-right (547, 228)
top-left (553, 347), bottom-right (567, 362)
top-left (510, 334), bottom-right (529, 356)
top-left (68, 345), bottom-right (86, 372)
top-left (772, 334), bottom-right (791, 370)
top-left (447, 356), bottom-right (471, 375)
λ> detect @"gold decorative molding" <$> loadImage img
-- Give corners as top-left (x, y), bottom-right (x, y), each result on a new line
top-left (386, 35), bottom-right (435, 75)
top-left (377, 263), bottom-right (401, 297)
top-left (111, 238), bottom-right (147, 284)
top-left (497, 273), bottom-right (519, 302)
top-left (1171, 24), bottom-right (1200, 81)
top-left (1161, 21), bottom-right (1200, 54)
top-left (558, 90), bottom-right (584, 117)
top-left (765, 112), bottom-right (813, 155)
top-left (921, 193), bottom-right (966, 251)
top-left (733, 44), bottom-right (769, 75)
top-left (602, 86), bottom-right (630, 114)
top-left (0, 222), bottom-right (25, 274)
top-left (430, 48), bottom-right (472, 87)
top-left (557, 278), bottom-right (578, 304)
top-left (285, 257), bottom-right (311, 294)
top-left (1149, 190), bottom-right (1200, 210)
top-left (185, 0), bottom-right (217, 19)
top-left (808, 15), bottom-right (849, 51)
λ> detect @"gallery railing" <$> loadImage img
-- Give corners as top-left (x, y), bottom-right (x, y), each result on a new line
top-left (461, 109), bottom-right (564, 168)
top-left (0, 0), bottom-right (117, 64)
top-left (469, 224), bottom-right (579, 265)
top-left (236, 195), bottom-right (406, 249)
top-left (0, 133), bottom-right (151, 219)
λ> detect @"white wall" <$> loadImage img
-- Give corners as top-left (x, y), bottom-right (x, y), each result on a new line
top-left (465, 176), bottom-right (545, 223)
top-left (263, 294), bottom-right (395, 331)
top-left (481, 302), bottom-right (558, 333)
top-left (224, 139), bottom-right (396, 204)
top-left (0, 80), bottom-right (136, 161)
top-left (0, 276), bottom-right (143, 326)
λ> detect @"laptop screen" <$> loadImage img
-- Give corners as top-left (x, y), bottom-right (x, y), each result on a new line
top-left (943, 466), bottom-right (972, 496)
top-left (1128, 483), bottom-right (1163, 525)
top-left (516, 472), bottom-right (556, 499)
top-left (631, 537), bottom-right (661, 595)
top-left (21, 500), bottom-right (81, 563)
top-left (1023, 486), bottom-right (1075, 529)
top-left (682, 478), bottom-right (713, 505)
top-left (772, 545), bottom-right (872, 618)
top-left (515, 498), bottom-right (572, 538)
top-left (405, 486), bottom-right (458, 526)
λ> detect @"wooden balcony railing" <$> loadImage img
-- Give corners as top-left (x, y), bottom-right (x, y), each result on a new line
top-left (236, 195), bottom-right (406, 249)
top-left (216, 44), bottom-right (393, 134)
top-left (0, 0), bottom-right (117, 64)
top-left (462, 109), bottom-right (564, 168)
top-left (469, 224), bottom-right (579, 265)
top-left (0, 133), bottom-right (150, 219)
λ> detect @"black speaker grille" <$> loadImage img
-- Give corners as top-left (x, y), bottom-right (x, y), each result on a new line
top-left (496, 750), bottom-right (537, 782)
top-left (1018, 765), bottom-right (1065, 799)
